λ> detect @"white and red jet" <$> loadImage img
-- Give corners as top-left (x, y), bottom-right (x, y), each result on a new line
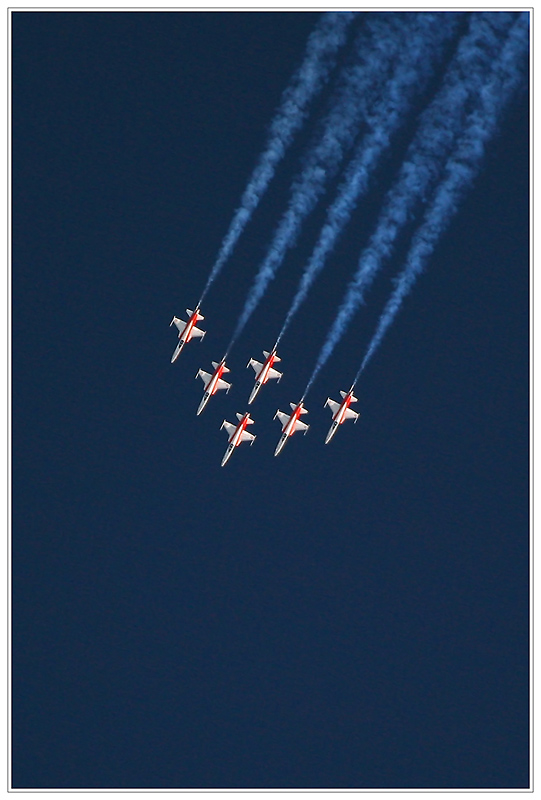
top-left (170, 306), bottom-right (205, 362)
top-left (273, 401), bottom-right (309, 456)
top-left (195, 358), bottom-right (232, 415)
top-left (324, 388), bottom-right (359, 444)
top-left (220, 412), bottom-right (256, 466)
top-left (247, 348), bottom-right (282, 404)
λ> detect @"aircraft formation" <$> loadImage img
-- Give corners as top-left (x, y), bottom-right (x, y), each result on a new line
top-left (169, 13), bottom-right (527, 465)
top-left (170, 307), bottom-right (358, 465)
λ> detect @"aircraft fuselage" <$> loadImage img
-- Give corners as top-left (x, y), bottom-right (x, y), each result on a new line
top-left (274, 405), bottom-right (304, 456)
top-left (248, 380), bottom-right (263, 405)
top-left (221, 414), bottom-right (252, 466)
top-left (197, 361), bottom-right (228, 415)
top-left (324, 391), bottom-right (358, 444)
top-left (170, 306), bottom-right (205, 363)
top-left (248, 349), bottom-right (281, 404)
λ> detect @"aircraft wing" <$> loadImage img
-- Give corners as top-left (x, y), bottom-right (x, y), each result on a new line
top-left (325, 398), bottom-right (340, 414)
top-left (293, 420), bottom-right (309, 434)
top-left (172, 317), bottom-right (187, 334)
top-left (268, 367), bottom-right (282, 380)
top-left (240, 431), bottom-right (256, 444)
top-left (275, 411), bottom-right (291, 430)
top-left (216, 379), bottom-right (231, 392)
top-left (222, 421), bottom-right (237, 438)
top-left (248, 359), bottom-right (263, 374)
top-left (197, 370), bottom-right (212, 389)
top-left (191, 326), bottom-right (205, 339)
top-left (344, 408), bottom-right (359, 421)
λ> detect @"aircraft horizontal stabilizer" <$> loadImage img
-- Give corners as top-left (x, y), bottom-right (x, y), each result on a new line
top-left (212, 361), bottom-right (231, 373)
top-left (263, 350), bottom-right (281, 362)
top-left (186, 308), bottom-right (204, 320)
top-left (292, 405), bottom-right (309, 414)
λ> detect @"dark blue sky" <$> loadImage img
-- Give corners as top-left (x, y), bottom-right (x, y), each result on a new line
top-left (12, 11), bottom-right (529, 789)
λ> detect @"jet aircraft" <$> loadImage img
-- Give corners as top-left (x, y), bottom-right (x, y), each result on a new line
top-left (273, 401), bottom-right (309, 456)
top-left (247, 348), bottom-right (282, 404)
top-left (195, 359), bottom-right (231, 415)
top-left (170, 307), bottom-right (205, 362)
top-left (220, 412), bottom-right (256, 466)
top-left (324, 389), bottom-right (359, 444)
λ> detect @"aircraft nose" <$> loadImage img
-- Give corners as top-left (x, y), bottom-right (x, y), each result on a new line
top-left (248, 382), bottom-right (260, 405)
top-left (325, 422), bottom-right (338, 444)
top-left (221, 445), bottom-right (233, 466)
top-left (197, 393), bottom-right (209, 415)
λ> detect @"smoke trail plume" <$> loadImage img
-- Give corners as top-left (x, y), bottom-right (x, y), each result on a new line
top-left (277, 11), bottom-right (463, 344)
top-left (357, 13), bottom-right (528, 378)
top-left (198, 11), bottom-right (356, 305)
top-left (227, 12), bottom-right (434, 350)
top-left (304, 11), bottom-right (523, 395)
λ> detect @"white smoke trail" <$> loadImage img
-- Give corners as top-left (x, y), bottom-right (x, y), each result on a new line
top-left (304, 11), bottom-right (524, 395)
top-left (277, 11), bottom-right (464, 344)
top-left (357, 13), bottom-right (528, 379)
top-left (198, 11), bottom-right (356, 305)
top-left (226, 12), bottom-right (439, 350)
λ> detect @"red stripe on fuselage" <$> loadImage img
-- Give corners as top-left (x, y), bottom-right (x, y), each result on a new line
top-left (234, 415), bottom-right (249, 446)
top-left (285, 405), bottom-right (302, 437)
top-left (182, 313), bottom-right (198, 343)
top-left (257, 353), bottom-right (276, 385)
top-left (334, 395), bottom-right (352, 424)
top-left (209, 363), bottom-right (225, 396)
